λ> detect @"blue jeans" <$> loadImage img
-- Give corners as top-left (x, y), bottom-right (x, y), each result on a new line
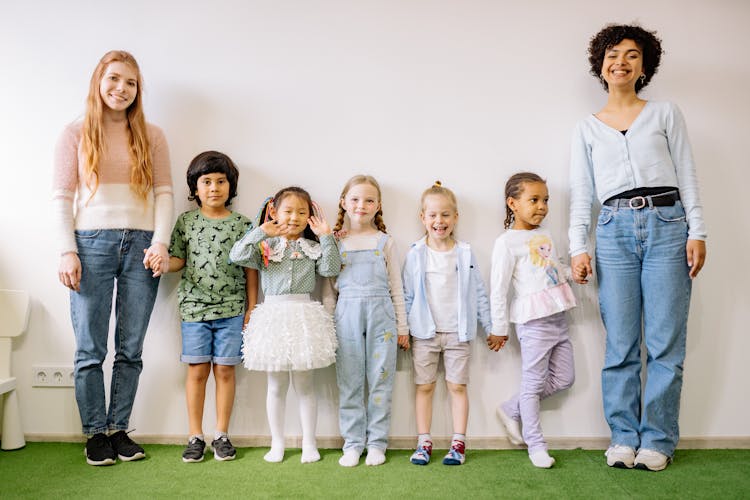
top-left (595, 201), bottom-right (691, 457)
top-left (71, 229), bottom-right (159, 435)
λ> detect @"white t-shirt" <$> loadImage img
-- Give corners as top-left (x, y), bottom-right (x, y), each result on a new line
top-left (425, 246), bottom-right (458, 332)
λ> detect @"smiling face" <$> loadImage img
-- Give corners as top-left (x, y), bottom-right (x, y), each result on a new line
top-left (421, 193), bottom-right (458, 245)
top-left (507, 181), bottom-right (548, 230)
top-left (341, 182), bottom-right (381, 229)
top-left (601, 38), bottom-right (644, 91)
top-left (271, 194), bottom-right (310, 239)
top-left (99, 61), bottom-right (138, 115)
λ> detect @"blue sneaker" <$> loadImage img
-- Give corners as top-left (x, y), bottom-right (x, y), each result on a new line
top-left (410, 442), bottom-right (432, 465)
top-left (442, 440), bottom-right (466, 465)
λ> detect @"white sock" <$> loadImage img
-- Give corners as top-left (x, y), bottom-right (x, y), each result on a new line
top-left (264, 443), bottom-right (285, 463)
top-left (293, 370), bottom-right (320, 463)
top-left (264, 372), bottom-right (290, 463)
top-left (214, 431), bottom-right (227, 440)
top-left (365, 447), bottom-right (386, 466)
top-left (339, 449), bottom-right (361, 467)
top-left (529, 450), bottom-right (555, 468)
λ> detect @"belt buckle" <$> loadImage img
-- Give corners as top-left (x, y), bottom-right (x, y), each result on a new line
top-left (628, 196), bottom-right (647, 209)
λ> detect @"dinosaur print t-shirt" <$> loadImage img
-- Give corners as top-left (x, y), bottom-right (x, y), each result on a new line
top-left (170, 209), bottom-right (253, 322)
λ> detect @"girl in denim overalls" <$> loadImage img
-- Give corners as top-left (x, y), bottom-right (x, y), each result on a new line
top-left (330, 175), bottom-right (409, 467)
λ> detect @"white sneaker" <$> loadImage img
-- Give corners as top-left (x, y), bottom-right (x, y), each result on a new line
top-left (605, 445), bottom-right (635, 468)
top-left (634, 448), bottom-right (671, 471)
top-left (496, 406), bottom-right (524, 446)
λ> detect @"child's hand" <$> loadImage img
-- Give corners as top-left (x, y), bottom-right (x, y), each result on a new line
top-left (487, 334), bottom-right (508, 352)
top-left (143, 243), bottom-right (169, 277)
top-left (571, 253), bottom-right (592, 284)
top-left (308, 216), bottom-right (332, 236)
top-left (143, 249), bottom-right (162, 270)
top-left (398, 334), bottom-right (411, 351)
top-left (260, 220), bottom-right (290, 238)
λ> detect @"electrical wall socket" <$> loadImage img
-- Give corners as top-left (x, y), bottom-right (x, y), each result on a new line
top-left (32, 365), bottom-right (75, 387)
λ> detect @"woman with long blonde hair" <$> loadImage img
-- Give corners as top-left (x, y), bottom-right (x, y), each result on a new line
top-left (53, 50), bottom-right (173, 466)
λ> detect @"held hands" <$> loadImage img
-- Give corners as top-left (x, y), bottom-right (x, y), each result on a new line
top-left (143, 242), bottom-right (169, 277)
top-left (686, 239), bottom-right (706, 279)
top-left (58, 252), bottom-right (82, 291)
top-left (571, 253), bottom-right (593, 284)
top-left (398, 334), bottom-right (411, 351)
top-left (487, 334), bottom-right (508, 352)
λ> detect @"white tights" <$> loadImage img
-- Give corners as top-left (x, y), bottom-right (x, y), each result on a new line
top-left (264, 370), bottom-right (320, 463)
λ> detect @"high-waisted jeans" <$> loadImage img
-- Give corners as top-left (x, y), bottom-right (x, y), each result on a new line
top-left (70, 229), bottom-right (159, 435)
top-left (595, 201), bottom-right (691, 457)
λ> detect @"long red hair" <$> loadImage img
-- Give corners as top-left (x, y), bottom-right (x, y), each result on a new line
top-left (81, 50), bottom-right (152, 200)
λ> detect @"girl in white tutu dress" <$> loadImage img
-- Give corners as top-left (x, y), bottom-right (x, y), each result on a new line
top-left (229, 186), bottom-right (341, 463)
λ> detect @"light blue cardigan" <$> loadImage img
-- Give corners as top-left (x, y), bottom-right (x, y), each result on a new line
top-left (402, 237), bottom-right (493, 341)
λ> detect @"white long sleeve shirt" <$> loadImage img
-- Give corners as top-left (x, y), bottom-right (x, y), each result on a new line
top-left (491, 228), bottom-right (576, 338)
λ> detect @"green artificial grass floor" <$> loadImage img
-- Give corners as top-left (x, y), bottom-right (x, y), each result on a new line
top-left (1, 444), bottom-right (749, 499)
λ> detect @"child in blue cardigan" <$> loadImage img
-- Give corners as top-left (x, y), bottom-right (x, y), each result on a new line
top-left (402, 182), bottom-right (505, 466)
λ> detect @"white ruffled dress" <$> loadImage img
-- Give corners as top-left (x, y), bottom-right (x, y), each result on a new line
top-left (229, 230), bottom-right (341, 372)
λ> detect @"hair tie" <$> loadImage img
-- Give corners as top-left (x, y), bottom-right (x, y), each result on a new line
top-left (433, 180), bottom-right (442, 187)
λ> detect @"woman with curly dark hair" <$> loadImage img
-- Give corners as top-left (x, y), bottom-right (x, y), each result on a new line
top-left (568, 24), bottom-right (707, 471)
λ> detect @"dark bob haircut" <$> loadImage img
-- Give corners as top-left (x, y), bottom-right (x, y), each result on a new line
top-left (186, 150), bottom-right (239, 207)
top-left (588, 24), bottom-right (663, 93)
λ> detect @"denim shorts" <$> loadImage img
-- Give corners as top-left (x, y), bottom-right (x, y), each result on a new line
top-left (181, 314), bottom-right (244, 365)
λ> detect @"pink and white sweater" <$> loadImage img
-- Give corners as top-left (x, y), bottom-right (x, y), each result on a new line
top-left (52, 120), bottom-right (173, 255)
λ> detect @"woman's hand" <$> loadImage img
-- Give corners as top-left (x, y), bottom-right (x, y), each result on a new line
top-left (571, 253), bottom-right (593, 284)
top-left (59, 252), bottom-right (82, 291)
top-left (686, 239), bottom-right (706, 278)
top-left (143, 242), bottom-right (169, 277)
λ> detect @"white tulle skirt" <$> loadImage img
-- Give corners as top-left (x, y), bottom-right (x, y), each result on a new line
top-left (242, 294), bottom-right (337, 371)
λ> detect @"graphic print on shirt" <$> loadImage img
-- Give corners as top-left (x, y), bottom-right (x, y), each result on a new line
top-left (528, 234), bottom-right (560, 286)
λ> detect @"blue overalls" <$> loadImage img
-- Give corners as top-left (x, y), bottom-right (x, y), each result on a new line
top-left (335, 232), bottom-right (397, 453)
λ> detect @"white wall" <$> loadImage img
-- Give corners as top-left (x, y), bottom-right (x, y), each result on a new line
top-left (1, 0), bottom-right (748, 445)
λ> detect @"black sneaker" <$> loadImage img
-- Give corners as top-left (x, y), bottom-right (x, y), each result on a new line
top-left (211, 436), bottom-right (237, 461)
top-left (182, 437), bottom-right (206, 463)
top-left (109, 430), bottom-right (145, 461)
top-left (85, 433), bottom-right (116, 466)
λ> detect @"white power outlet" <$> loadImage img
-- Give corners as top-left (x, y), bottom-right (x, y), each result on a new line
top-left (32, 365), bottom-right (75, 387)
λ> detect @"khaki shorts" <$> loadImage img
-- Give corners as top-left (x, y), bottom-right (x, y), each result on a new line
top-left (411, 332), bottom-right (471, 385)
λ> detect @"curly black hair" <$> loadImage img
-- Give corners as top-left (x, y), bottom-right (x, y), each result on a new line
top-left (186, 150), bottom-right (239, 207)
top-left (588, 24), bottom-right (663, 93)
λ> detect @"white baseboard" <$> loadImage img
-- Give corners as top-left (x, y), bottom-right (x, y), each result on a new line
top-left (22, 433), bottom-right (750, 450)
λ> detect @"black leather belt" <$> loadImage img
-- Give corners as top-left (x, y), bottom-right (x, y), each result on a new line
top-left (603, 190), bottom-right (680, 209)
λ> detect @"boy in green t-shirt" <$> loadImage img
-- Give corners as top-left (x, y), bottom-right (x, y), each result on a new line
top-left (149, 151), bottom-right (257, 462)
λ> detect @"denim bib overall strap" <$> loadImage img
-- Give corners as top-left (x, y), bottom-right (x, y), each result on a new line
top-left (335, 232), bottom-right (397, 453)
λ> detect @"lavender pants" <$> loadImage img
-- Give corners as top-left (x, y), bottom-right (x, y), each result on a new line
top-left (502, 312), bottom-right (575, 453)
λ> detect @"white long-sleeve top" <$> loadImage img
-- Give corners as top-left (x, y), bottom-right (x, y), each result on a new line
top-left (490, 228), bottom-right (576, 338)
